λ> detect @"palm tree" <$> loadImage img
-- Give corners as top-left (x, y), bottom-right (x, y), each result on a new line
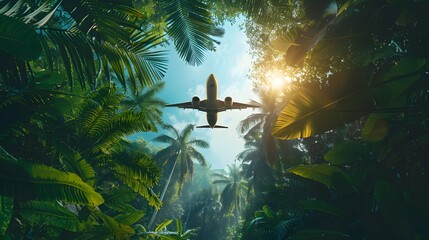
top-left (121, 82), bottom-right (166, 130)
top-left (237, 86), bottom-right (283, 165)
top-left (0, 86), bottom-right (164, 238)
top-left (212, 164), bottom-right (247, 224)
top-left (0, 0), bottom-right (223, 91)
top-left (148, 124), bottom-right (209, 229)
top-left (237, 139), bottom-right (274, 194)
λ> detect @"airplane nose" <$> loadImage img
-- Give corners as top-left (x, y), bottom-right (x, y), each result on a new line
top-left (208, 73), bottom-right (217, 83)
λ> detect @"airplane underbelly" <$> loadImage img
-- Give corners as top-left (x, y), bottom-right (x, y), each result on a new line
top-left (206, 74), bottom-right (218, 110)
top-left (206, 113), bottom-right (217, 127)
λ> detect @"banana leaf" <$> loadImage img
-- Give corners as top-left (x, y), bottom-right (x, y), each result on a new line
top-left (273, 57), bottom-right (426, 140)
top-left (288, 164), bottom-right (352, 191)
top-left (19, 200), bottom-right (87, 232)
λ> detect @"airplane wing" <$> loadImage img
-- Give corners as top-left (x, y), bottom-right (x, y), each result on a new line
top-left (216, 100), bottom-right (259, 112)
top-left (165, 100), bottom-right (209, 111)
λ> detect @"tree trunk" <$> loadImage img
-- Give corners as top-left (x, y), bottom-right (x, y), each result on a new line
top-left (147, 156), bottom-right (179, 229)
top-left (235, 192), bottom-right (239, 225)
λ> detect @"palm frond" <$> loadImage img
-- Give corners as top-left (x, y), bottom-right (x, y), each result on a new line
top-left (152, 134), bottom-right (177, 144)
top-left (0, 14), bottom-right (42, 61)
top-left (188, 148), bottom-right (207, 166)
top-left (238, 113), bottom-right (265, 135)
top-left (188, 139), bottom-right (210, 148)
top-left (113, 153), bottom-right (162, 209)
top-left (162, 0), bottom-right (223, 65)
top-left (153, 146), bottom-right (178, 163)
top-left (59, 147), bottom-right (96, 185)
top-left (180, 124), bottom-right (195, 141)
top-left (89, 111), bottom-right (154, 153)
top-left (114, 205), bottom-right (145, 226)
top-left (162, 123), bottom-right (180, 138)
top-left (0, 146), bottom-right (103, 206)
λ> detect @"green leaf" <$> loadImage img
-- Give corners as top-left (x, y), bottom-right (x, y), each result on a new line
top-left (103, 187), bottom-right (136, 206)
top-left (0, 146), bottom-right (103, 206)
top-left (175, 218), bottom-right (183, 235)
top-left (298, 199), bottom-right (348, 218)
top-left (273, 68), bottom-right (374, 140)
top-left (288, 164), bottom-right (352, 191)
top-left (113, 152), bottom-right (162, 209)
top-left (115, 206), bottom-right (145, 226)
top-left (155, 219), bottom-right (173, 232)
top-left (163, 0), bottom-right (223, 66)
top-left (361, 114), bottom-right (390, 142)
top-left (0, 196), bottom-right (13, 235)
top-left (386, 57), bottom-right (426, 78)
top-left (19, 201), bottom-right (87, 232)
top-left (324, 143), bottom-right (369, 165)
top-left (32, 70), bottom-right (64, 89)
top-left (273, 62), bottom-right (424, 140)
top-left (92, 209), bottom-right (135, 239)
top-left (0, 15), bottom-right (42, 60)
top-left (59, 148), bottom-right (96, 185)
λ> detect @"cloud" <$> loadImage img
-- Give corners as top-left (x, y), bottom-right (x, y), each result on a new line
top-left (230, 52), bottom-right (252, 78)
top-left (187, 84), bottom-right (205, 98)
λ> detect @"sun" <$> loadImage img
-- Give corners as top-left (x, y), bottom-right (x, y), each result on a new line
top-left (271, 76), bottom-right (284, 88)
top-left (265, 70), bottom-right (292, 90)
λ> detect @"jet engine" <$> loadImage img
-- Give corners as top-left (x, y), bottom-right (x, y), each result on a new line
top-left (192, 96), bottom-right (200, 108)
top-left (224, 96), bottom-right (233, 108)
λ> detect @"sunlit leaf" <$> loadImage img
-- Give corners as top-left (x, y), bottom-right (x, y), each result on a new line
top-left (324, 143), bottom-right (370, 165)
top-left (361, 114), bottom-right (390, 142)
top-left (155, 219), bottom-right (173, 232)
top-left (288, 164), bottom-right (352, 191)
top-left (273, 60), bottom-right (425, 140)
top-left (273, 68), bottom-right (373, 140)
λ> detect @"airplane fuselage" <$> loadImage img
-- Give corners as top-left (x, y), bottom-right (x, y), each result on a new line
top-left (165, 73), bottom-right (258, 129)
top-left (206, 74), bottom-right (218, 127)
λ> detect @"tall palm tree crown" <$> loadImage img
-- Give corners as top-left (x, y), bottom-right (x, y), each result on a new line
top-left (238, 86), bottom-right (283, 165)
top-left (212, 164), bottom-right (247, 222)
top-left (121, 82), bottom-right (167, 130)
top-left (153, 124), bottom-right (209, 192)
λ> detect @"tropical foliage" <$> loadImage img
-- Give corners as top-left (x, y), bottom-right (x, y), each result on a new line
top-left (0, 0), bottom-right (222, 238)
top-left (147, 124), bottom-right (209, 229)
top-left (2, 0), bottom-right (429, 239)
top-left (237, 0), bottom-right (429, 240)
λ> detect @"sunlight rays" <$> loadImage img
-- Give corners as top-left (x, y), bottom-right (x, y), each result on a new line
top-left (265, 70), bottom-right (292, 91)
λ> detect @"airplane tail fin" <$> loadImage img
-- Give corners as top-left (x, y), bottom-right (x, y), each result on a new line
top-left (196, 125), bottom-right (228, 129)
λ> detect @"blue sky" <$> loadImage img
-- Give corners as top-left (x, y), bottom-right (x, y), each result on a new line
top-left (138, 19), bottom-right (258, 169)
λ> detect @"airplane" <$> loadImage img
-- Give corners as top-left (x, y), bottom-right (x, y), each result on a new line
top-left (166, 73), bottom-right (259, 129)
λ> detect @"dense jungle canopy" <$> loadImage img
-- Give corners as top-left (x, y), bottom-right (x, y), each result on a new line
top-left (1, 0), bottom-right (429, 239)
